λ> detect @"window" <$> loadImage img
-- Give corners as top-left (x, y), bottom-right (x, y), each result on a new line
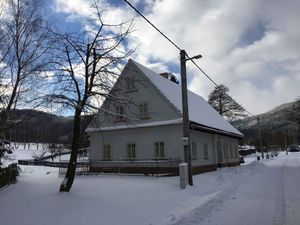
top-left (154, 142), bottom-right (165, 158)
top-left (230, 144), bottom-right (233, 159)
top-left (191, 142), bottom-right (197, 159)
top-left (103, 144), bottom-right (111, 160)
top-left (126, 77), bottom-right (136, 92)
top-left (223, 141), bottom-right (228, 160)
top-left (235, 145), bottom-right (238, 158)
top-left (116, 106), bottom-right (125, 122)
top-left (217, 140), bottom-right (223, 162)
top-left (139, 103), bottom-right (150, 119)
top-left (127, 143), bottom-right (136, 159)
top-left (203, 143), bottom-right (209, 159)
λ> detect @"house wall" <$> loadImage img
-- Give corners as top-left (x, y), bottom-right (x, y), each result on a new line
top-left (89, 123), bottom-right (240, 173)
top-left (89, 124), bottom-right (184, 161)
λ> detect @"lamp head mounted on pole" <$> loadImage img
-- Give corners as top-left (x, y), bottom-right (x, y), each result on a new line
top-left (186, 54), bottom-right (202, 62)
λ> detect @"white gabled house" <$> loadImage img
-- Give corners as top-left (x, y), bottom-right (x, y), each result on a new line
top-left (86, 59), bottom-right (244, 174)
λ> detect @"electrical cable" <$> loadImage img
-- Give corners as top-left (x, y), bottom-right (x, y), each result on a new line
top-left (122, 0), bottom-right (255, 117)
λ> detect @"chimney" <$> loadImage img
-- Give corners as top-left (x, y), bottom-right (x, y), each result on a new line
top-left (159, 72), bottom-right (169, 79)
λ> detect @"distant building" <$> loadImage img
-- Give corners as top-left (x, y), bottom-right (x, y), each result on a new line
top-left (86, 59), bottom-right (244, 174)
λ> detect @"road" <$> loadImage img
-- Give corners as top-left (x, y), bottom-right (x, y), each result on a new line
top-left (177, 153), bottom-right (300, 225)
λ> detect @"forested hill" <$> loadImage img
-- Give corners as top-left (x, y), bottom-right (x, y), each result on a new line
top-left (233, 101), bottom-right (299, 146)
top-left (5, 109), bottom-right (93, 145)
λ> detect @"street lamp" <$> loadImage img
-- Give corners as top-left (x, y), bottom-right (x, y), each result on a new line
top-left (180, 50), bottom-right (202, 186)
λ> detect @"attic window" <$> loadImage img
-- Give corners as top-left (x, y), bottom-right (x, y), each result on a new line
top-left (139, 103), bottom-right (150, 119)
top-left (125, 77), bottom-right (136, 92)
top-left (116, 106), bottom-right (125, 122)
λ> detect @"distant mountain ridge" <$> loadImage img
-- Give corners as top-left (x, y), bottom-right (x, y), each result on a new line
top-left (233, 101), bottom-right (299, 146)
top-left (5, 109), bottom-right (92, 145)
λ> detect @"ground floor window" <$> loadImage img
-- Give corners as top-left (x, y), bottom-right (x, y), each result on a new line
top-left (230, 144), bottom-right (234, 159)
top-left (217, 140), bottom-right (223, 162)
top-left (127, 143), bottom-right (136, 159)
top-left (191, 142), bottom-right (197, 159)
top-left (223, 141), bottom-right (228, 160)
top-left (154, 142), bottom-right (165, 158)
top-left (103, 144), bottom-right (111, 160)
top-left (203, 143), bottom-right (209, 159)
top-left (235, 145), bottom-right (238, 158)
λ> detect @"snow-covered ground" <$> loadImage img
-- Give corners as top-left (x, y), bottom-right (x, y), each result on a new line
top-left (1, 149), bottom-right (300, 225)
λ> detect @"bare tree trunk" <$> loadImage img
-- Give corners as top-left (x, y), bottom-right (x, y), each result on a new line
top-left (59, 109), bottom-right (81, 192)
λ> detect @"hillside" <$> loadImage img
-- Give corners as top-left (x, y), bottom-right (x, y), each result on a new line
top-left (4, 109), bottom-right (93, 145)
top-left (233, 101), bottom-right (299, 146)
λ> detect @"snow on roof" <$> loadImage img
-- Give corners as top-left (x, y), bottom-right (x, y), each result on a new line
top-left (131, 59), bottom-right (243, 137)
top-left (86, 118), bottom-right (183, 132)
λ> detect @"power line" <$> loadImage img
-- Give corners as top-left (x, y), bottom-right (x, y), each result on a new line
top-left (122, 0), bottom-right (181, 51)
top-left (122, 0), bottom-right (254, 117)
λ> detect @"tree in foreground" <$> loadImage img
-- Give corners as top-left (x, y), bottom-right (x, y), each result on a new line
top-left (208, 84), bottom-right (247, 121)
top-left (0, 0), bottom-right (51, 136)
top-left (43, 1), bottom-right (134, 192)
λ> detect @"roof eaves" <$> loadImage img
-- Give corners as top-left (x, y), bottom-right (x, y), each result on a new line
top-left (190, 121), bottom-right (244, 139)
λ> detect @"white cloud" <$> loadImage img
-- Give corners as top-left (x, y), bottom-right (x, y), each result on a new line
top-left (51, 0), bottom-right (300, 114)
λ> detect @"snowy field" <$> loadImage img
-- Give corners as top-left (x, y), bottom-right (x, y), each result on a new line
top-left (1, 149), bottom-right (300, 225)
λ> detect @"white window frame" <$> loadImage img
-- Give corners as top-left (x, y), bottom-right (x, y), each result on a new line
top-left (191, 142), bottom-right (197, 159)
top-left (125, 77), bottom-right (136, 92)
top-left (127, 143), bottom-right (136, 159)
top-left (203, 143), bottom-right (209, 160)
top-left (116, 106), bottom-right (125, 122)
top-left (230, 144), bottom-right (233, 159)
top-left (103, 144), bottom-right (111, 160)
top-left (235, 145), bottom-right (239, 158)
top-left (154, 142), bottom-right (165, 158)
top-left (223, 141), bottom-right (228, 160)
top-left (139, 102), bottom-right (150, 119)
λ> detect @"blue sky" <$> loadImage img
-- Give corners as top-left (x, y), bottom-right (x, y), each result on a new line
top-left (47, 0), bottom-right (300, 115)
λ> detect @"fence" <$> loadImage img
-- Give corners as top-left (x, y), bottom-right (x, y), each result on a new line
top-left (89, 159), bottom-right (181, 175)
top-left (0, 163), bottom-right (18, 189)
top-left (18, 158), bottom-right (182, 176)
top-left (18, 159), bottom-right (89, 168)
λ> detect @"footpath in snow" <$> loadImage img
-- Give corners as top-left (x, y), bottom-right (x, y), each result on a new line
top-left (0, 150), bottom-right (300, 225)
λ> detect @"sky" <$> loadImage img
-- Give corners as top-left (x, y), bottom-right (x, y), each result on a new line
top-left (47, 0), bottom-right (299, 115)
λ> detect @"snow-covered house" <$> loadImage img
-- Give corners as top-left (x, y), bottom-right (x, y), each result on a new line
top-left (86, 59), bottom-right (244, 174)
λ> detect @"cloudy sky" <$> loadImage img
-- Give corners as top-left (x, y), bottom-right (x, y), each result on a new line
top-left (48, 0), bottom-right (299, 115)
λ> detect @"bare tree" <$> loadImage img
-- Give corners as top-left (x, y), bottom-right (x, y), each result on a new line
top-left (43, 1), bottom-right (134, 192)
top-left (208, 84), bottom-right (247, 121)
top-left (0, 0), bottom-right (52, 137)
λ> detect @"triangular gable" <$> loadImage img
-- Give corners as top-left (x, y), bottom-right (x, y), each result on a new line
top-left (131, 59), bottom-right (243, 137)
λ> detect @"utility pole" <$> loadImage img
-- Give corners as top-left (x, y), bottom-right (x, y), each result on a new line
top-left (179, 50), bottom-right (202, 186)
top-left (180, 50), bottom-right (192, 186)
top-left (257, 117), bottom-right (264, 159)
top-left (283, 130), bottom-right (288, 155)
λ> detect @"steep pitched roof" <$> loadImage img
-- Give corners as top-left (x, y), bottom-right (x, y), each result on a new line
top-left (131, 59), bottom-right (243, 137)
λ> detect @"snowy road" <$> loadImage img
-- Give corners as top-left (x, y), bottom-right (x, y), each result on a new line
top-left (1, 151), bottom-right (300, 225)
top-left (175, 154), bottom-right (300, 225)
